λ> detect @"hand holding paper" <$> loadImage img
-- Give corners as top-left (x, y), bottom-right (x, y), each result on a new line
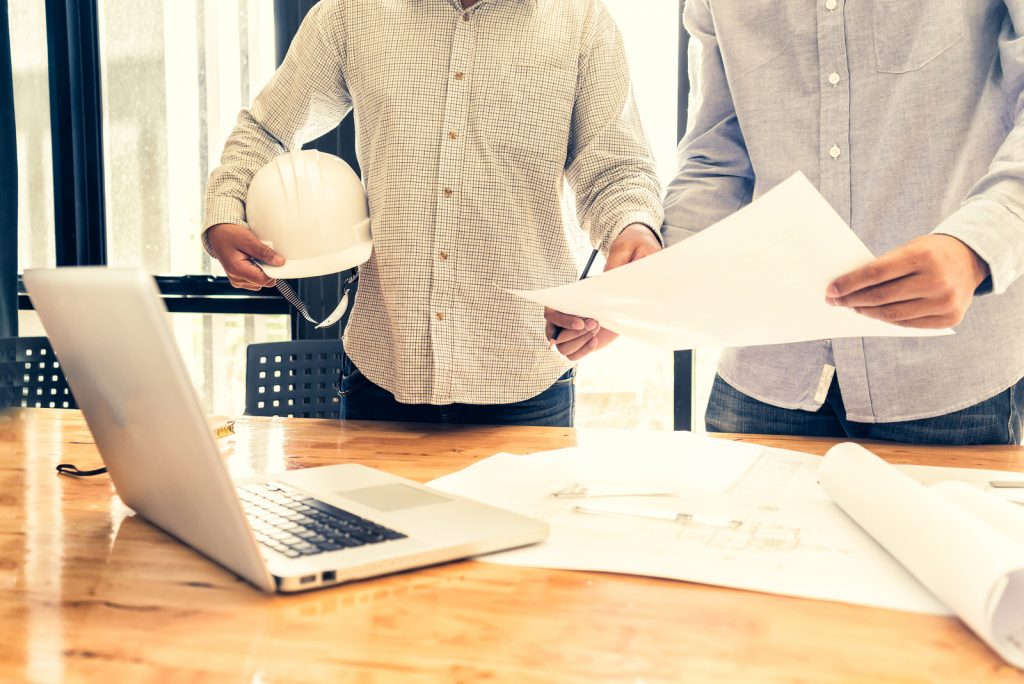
top-left (545, 224), bottom-right (662, 360)
top-left (826, 233), bottom-right (991, 329)
top-left (518, 173), bottom-right (953, 351)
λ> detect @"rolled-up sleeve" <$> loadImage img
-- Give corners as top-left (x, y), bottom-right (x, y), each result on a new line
top-left (932, 2), bottom-right (1024, 295)
top-left (661, 0), bottom-right (754, 248)
top-left (201, 0), bottom-right (352, 250)
top-left (565, 7), bottom-right (664, 255)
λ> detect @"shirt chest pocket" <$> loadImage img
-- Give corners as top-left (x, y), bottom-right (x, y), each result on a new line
top-left (872, 0), bottom-right (964, 73)
top-left (480, 65), bottom-right (576, 165)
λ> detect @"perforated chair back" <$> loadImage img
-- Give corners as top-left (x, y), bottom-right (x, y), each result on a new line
top-left (245, 339), bottom-right (344, 418)
top-left (0, 336), bottom-right (77, 409)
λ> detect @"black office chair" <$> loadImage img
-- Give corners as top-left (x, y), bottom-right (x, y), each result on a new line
top-left (244, 339), bottom-right (345, 418)
top-left (0, 336), bottom-right (77, 409)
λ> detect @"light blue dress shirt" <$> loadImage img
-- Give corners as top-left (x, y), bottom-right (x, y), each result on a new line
top-left (664, 0), bottom-right (1024, 423)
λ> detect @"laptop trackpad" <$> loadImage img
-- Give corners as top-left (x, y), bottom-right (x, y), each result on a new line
top-left (340, 484), bottom-right (450, 513)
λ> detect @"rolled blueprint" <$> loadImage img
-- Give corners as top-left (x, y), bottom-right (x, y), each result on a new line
top-left (820, 443), bottom-right (1024, 669)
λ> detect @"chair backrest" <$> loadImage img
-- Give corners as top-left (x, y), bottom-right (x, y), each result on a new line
top-left (0, 336), bottom-right (77, 409)
top-left (245, 339), bottom-right (344, 418)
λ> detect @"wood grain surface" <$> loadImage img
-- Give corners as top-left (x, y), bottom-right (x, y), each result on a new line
top-left (2, 408), bottom-right (1022, 684)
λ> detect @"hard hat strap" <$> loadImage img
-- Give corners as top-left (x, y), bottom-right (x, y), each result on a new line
top-left (275, 271), bottom-right (358, 330)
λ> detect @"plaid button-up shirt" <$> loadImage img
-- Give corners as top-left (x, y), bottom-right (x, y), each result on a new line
top-left (204, 0), bottom-right (663, 405)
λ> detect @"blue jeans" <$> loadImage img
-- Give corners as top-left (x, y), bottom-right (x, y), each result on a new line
top-left (705, 374), bottom-right (1024, 446)
top-left (337, 356), bottom-right (575, 427)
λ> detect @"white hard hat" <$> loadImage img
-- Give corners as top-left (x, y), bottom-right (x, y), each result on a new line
top-left (245, 149), bottom-right (371, 280)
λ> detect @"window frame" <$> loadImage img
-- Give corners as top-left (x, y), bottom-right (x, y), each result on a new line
top-left (0, 0), bottom-right (16, 339)
top-left (675, 0), bottom-right (694, 431)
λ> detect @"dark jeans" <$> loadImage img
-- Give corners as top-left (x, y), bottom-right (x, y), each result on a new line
top-left (337, 356), bottom-right (575, 427)
top-left (705, 374), bottom-right (1024, 446)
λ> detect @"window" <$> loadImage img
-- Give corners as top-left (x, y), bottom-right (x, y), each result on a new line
top-left (92, 1), bottom-right (287, 415)
top-left (573, 0), bottom-right (679, 431)
top-left (10, 1), bottom-right (55, 271)
top-left (171, 313), bottom-right (289, 414)
top-left (97, 0), bottom-right (275, 276)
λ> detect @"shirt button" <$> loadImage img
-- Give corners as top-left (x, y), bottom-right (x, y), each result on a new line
top-left (439, 250), bottom-right (449, 261)
top-left (443, 187), bottom-right (453, 198)
top-left (461, 12), bottom-right (470, 22)
top-left (828, 72), bottom-right (841, 86)
top-left (448, 130), bottom-right (458, 141)
top-left (825, 0), bottom-right (837, 10)
top-left (436, 312), bottom-right (445, 321)
top-left (454, 71), bottom-right (465, 81)
top-left (828, 145), bottom-right (842, 159)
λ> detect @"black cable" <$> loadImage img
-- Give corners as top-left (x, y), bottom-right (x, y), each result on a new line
top-left (56, 463), bottom-right (107, 477)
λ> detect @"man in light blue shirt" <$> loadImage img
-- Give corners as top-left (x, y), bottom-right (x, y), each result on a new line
top-left (548, 1), bottom-right (1024, 444)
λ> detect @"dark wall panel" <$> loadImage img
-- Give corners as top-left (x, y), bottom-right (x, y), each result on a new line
top-left (45, 0), bottom-right (106, 266)
top-left (0, 0), bottom-right (17, 338)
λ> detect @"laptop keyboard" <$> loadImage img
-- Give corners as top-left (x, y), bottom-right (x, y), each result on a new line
top-left (238, 481), bottom-right (406, 559)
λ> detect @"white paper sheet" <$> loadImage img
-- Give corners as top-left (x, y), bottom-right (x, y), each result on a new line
top-left (511, 173), bottom-right (951, 350)
top-left (897, 463), bottom-right (1024, 506)
top-left (820, 444), bottom-right (1024, 669)
top-left (429, 433), bottom-right (1024, 668)
top-left (429, 433), bottom-right (952, 614)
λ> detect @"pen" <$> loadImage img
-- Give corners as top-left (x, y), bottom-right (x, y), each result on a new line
top-left (549, 248), bottom-right (600, 349)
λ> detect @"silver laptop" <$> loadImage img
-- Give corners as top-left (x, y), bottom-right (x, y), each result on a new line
top-left (24, 267), bottom-right (548, 593)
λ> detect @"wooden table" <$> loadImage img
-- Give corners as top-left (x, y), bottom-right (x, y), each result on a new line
top-left (2, 408), bottom-right (1023, 683)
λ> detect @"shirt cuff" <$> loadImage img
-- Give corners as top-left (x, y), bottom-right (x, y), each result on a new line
top-left (600, 210), bottom-right (664, 254)
top-left (932, 196), bottom-right (1024, 296)
top-left (201, 197), bottom-right (248, 257)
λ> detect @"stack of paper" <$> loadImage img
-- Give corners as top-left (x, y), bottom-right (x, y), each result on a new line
top-left (428, 433), bottom-right (1024, 668)
top-left (511, 173), bottom-right (951, 349)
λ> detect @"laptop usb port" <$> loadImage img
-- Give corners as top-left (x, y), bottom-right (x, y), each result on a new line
top-left (299, 574), bottom-right (317, 585)
top-left (322, 570), bottom-right (337, 583)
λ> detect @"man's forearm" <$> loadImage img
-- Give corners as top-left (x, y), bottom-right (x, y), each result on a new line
top-left (202, 109), bottom-right (287, 251)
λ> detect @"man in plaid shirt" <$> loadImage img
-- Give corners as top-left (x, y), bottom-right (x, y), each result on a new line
top-left (203, 0), bottom-right (663, 427)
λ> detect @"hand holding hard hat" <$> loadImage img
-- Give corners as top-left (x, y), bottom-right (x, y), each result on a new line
top-left (206, 223), bottom-right (283, 291)
top-left (210, 150), bottom-right (372, 327)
